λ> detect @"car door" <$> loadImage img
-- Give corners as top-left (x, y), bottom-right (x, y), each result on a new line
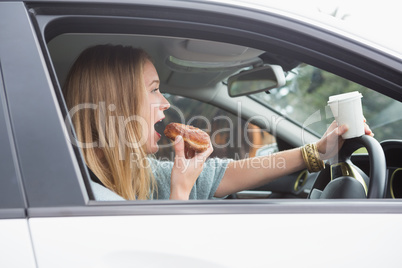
top-left (0, 2), bottom-right (88, 267)
top-left (2, 1), bottom-right (402, 267)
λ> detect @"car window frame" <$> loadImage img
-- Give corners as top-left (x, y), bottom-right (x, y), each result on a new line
top-left (24, 1), bottom-right (402, 217)
top-left (0, 60), bottom-right (27, 219)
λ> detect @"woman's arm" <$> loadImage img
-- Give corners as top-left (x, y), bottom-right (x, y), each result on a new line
top-left (215, 147), bottom-right (306, 197)
top-left (215, 122), bottom-right (373, 198)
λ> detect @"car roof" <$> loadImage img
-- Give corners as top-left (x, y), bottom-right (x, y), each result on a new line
top-left (10, 0), bottom-right (400, 58)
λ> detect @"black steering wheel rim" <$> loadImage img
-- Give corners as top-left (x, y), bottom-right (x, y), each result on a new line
top-left (310, 135), bottom-right (387, 199)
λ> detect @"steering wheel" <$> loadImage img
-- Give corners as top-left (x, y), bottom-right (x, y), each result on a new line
top-left (309, 135), bottom-right (387, 199)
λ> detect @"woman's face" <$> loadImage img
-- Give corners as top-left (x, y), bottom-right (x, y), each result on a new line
top-left (141, 60), bottom-right (170, 154)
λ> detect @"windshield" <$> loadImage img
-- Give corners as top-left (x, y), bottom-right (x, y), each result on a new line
top-left (251, 64), bottom-right (402, 142)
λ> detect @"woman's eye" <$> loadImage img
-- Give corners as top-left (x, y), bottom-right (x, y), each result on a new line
top-left (151, 88), bottom-right (159, 93)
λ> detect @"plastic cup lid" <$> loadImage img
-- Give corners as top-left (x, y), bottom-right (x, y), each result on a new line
top-left (328, 91), bottom-right (362, 104)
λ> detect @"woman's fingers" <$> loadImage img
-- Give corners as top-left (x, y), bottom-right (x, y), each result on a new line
top-left (174, 135), bottom-right (185, 159)
top-left (364, 123), bottom-right (374, 136)
top-left (197, 141), bottom-right (213, 160)
top-left (316, 123), bottom-right (347, 159)
top-left (337, 124), bottom-right (349, 136)
top-left (327, 120), bottom-right (338, 132)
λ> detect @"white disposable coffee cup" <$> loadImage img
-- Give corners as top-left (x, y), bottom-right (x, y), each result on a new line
top-left (328, 91), bottom-right (364, 139)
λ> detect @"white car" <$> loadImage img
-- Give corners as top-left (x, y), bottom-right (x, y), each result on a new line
top-left (1, 0), bottom-right (402, 267)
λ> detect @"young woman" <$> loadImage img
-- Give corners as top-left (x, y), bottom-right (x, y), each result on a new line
top-left (63, 44), bottom-right (373, 201)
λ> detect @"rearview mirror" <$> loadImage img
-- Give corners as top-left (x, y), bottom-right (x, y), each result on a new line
top-left (228, 65), bottom-right (286, 97)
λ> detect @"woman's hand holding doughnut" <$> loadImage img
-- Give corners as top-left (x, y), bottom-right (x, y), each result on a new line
top-left (164, 123), bottom-right (213, 199)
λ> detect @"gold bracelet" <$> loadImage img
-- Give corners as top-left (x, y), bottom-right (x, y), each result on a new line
top-left (300, 143), bottom-right (325, 173)
top-left (312, 143), bottom-right (325, 171)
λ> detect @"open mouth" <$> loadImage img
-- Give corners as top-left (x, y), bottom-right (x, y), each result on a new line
top-left (154, 118), bottom-right (165, 138)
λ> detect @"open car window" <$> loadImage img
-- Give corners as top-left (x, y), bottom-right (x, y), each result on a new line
top-left (47, 32), bottom-right (399, 201)
top-left (36, 1), bottom-right (401, 203)
top-left (47, 35), bottom-right (393, 201)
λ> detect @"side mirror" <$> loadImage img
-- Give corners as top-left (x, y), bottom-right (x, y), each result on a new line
top-left (228, 65), bottom-right (286, 97)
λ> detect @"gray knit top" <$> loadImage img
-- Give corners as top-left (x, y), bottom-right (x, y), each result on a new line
top-left (89, 157), bottom-right (231, 201)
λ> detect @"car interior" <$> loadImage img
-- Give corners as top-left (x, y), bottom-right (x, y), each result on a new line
top-left (45, 19), bottom-right (402, 201)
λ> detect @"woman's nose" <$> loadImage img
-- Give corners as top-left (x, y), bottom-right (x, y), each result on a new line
top-left (160, 94), bottom-right (170, 111)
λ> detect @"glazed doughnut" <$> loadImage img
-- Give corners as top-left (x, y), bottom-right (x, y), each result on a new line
top-left (164, 123), bottom-right (210, 159)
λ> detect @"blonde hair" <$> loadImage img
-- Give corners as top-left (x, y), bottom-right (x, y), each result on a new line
top-left (63, 44), bottom-right (155, 200)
